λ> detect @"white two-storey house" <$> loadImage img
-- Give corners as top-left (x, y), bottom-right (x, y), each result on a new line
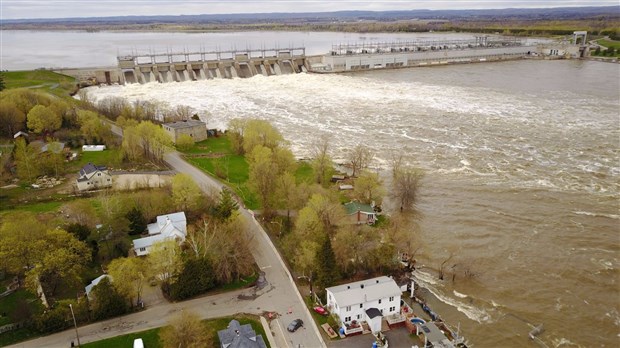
top-left (326, 276), bottom-right (402, 334)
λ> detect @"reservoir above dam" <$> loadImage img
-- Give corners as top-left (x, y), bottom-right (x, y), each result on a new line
top-left (54, 33), bottom-right (586, 85)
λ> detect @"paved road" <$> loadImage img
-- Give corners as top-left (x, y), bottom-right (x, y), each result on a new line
top-left (9, 150), bottom-right (325, 348)
top-left (164, 152), bottom-right (325, 348)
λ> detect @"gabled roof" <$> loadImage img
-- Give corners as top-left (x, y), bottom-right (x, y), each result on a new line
top-left (79, 163), bottom-right (107, 177)
top-left (135, 212), bottom-right (187, 252)
top-left (148, 212), bottom-right (187, 235)
top-left (344, 201), bottom-right (375, 215)
top-left (41, 142), bottom-right (65, 154)
top-left (366, 308), bottom-right (382, 319)
top-left (85, 274), bottom-right (111, 296)
top-left (163, 120), bottom-right (206, 130)
top-left (217, 319), bottom-right (266, 348)
top-left (326, 276), bottom-right (401, 308)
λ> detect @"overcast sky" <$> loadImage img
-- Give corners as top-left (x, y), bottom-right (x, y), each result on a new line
top-left (1, 0), bottom-right (617, 20)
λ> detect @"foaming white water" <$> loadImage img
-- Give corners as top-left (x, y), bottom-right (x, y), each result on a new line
top-left (573, 211), bottom-right (620, 220)
top-left (86, 67), bottom-right (619, 197)
top-left (413, 270), bottom-right (492, 323)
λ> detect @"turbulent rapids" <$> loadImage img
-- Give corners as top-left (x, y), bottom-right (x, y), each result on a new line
top-left (86, 59), bottom-right (620, 347)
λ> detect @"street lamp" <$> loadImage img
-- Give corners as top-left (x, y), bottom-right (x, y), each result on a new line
top-left (69, 303), bottom-right (81, 347)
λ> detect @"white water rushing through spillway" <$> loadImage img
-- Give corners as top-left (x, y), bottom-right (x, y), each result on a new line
top-left (86, 59), bottom-right (620, 347)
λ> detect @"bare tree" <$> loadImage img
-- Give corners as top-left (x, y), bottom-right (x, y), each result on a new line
top-left (389, 151), bottom-right (404, 179)
top-left (438, 253), bottom-right (454, 280)
top-left (392, 166), bottom-right (423, 212)
top-left (347, 144), bottom-right (373, 177)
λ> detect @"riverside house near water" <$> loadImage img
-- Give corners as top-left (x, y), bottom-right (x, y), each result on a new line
top-left (326, 276), bottom-right (402, 335)
top-left (132, 212), bottom-right (187, 256)
top-left (344, 201), bottom-right (377, 225)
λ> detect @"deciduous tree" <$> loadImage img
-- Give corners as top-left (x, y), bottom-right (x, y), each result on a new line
top-left (175, 134), bottom-right (194, 151)
top-left (242, 119), bottom-right (284, 154)
top-left (77, 110), bottom-right (112, 144)
top-left (108, 257), bottom-right (148, 307)
top-left (347, 144), bottom-right (373, 177)
top-left (0, 102), bottom-right (25, 137)
top-left (26, 105), bottom-right (61, 134)
top-left (14, 137), bottom-right (40, 182)
top-left (354, 170), bottom-right (386, 205)
top-left (149, 240), bottom-right (183, 294)
top-left (90, 277), bottom-right (128, 320)
top-left (25, 228), bottom-right (91, 298)
top-left (159, 311), bottom-right (210, 348)
top-left (171, 173), bottom-right (203, 214)
top-left (311, 135), bottom-right (333, 185)
top-left (392, 166), bottom-right (423, 212)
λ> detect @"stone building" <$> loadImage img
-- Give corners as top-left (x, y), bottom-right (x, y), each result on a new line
top-left (162, 120), bottom-right (208, 144)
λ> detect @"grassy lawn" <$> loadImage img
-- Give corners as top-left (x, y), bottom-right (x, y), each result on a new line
top-left (217, 273), bottom-right (259, 292)
top-left (81, 314), bottom-right (269, 348)
top-left (597, 39), bottom-right (620, 50)
top-left (82, 327), bottom-right (161, 348)
top-left (182, 136), bottom-right (259, 209)
top-left (70, 149), bottom-right (123, 171)
top-left (294, 161), bottom-right (314, 184)
top-left (0, 327), bottom-right (41, 347)
top-left (0, 289), bottom-right (44, 326)
top-left (2, 70), bottom-right (77, 96)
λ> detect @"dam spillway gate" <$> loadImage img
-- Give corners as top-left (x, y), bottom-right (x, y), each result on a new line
top-left (118, 47), bottom-right (308, 84)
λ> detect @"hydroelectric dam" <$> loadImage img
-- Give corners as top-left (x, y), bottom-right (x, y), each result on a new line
top-left (55, 33), bottom-right (587, 86)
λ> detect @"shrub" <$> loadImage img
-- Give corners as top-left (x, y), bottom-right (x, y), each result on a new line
top-left (168, 257), bottom-right (216, 301)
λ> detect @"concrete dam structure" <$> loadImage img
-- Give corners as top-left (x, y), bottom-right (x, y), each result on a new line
top-left (311, 36), bottom-right (582, 73)
top-left (56, 34), bottom-right (585, 86)
top-left (117, 47), bottom-right (308, 84)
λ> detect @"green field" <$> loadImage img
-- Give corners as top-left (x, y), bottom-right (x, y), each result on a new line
top-left (182, 136), bottom-right (258, 209)
top-left (81, 314), bottom-right (269, 348)
top-left (2, 70), bottom-right (77, 96)
top-left (597, 39), bottom-right (620, 50)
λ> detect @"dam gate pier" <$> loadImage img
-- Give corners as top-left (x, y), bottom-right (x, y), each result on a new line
top-left (118, 47), bottom-right (308, 84)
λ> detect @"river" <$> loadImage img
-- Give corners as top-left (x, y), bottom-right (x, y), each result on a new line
top-left (5, 30), bottom-right (620, 347)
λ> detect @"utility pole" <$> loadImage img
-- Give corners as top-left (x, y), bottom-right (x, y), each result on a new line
top-left (69, 303), bottom-right (81, 347)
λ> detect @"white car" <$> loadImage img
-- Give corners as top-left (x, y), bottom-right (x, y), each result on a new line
top-left (133, 338), bottom-right (144, 348)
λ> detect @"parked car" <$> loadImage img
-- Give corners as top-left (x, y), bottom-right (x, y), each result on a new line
top-left (133, 338), bottom-right (144, 348)
top-left (287, 319), bottom-right (304, 332)
top-left (313, 306), bottom-right (329, 316)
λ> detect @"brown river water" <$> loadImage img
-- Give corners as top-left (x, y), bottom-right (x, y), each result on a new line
top-left (86, 59), bottom-right (620, 347)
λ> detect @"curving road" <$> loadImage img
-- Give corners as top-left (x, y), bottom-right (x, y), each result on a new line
top-left (164, 151), bottom-right (325, 348)
top-left (8, 149), bottom-right (325, 348)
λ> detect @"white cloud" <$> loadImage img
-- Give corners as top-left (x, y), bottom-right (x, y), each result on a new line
top-left (1, 0), bottom-right (617, 20)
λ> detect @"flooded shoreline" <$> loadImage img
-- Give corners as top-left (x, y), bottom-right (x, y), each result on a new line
top-left (85, 59), bottom-right (620, 347)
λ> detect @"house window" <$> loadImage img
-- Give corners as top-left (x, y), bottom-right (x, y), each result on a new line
top-left (344, 316), bottom-right (351, 323)
top-left (139, 247), bottom-right (146, 252)
top-left (389, 306), bottom-right (396, 312)
top-left (357, 314), bottom-right (361, 320)
top-left (107, 179), bottom-right (111, 181)
top-left (346, 306), bottom-right (351, 312)
top-left (378, 299), bottom-right (382, 304)
top-left (389, 296), bottom-right (394, 301)
top-left (360, 304), bottom-right (363, 308)
top-left (98, 173), bottom-right (101, 176)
